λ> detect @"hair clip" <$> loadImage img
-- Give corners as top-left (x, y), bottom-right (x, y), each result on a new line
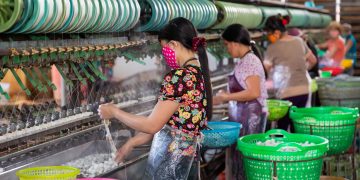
top-left (282, 19), bottom-right (288, 25)
top-left (192, 37), bottom-right (206, 51)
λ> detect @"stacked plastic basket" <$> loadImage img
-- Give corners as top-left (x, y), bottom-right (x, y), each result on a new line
top-left (237, 129), bottom-right (329, 180)
top-left (290, 106), bottom-right (359, 155)
top-left (316, 77), bottom-right (360, 109)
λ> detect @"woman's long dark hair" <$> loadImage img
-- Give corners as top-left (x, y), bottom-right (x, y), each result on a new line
top-left (222, 24), bottom-right (267, 78)
top-left (158, 17), bottom-right (213, 120)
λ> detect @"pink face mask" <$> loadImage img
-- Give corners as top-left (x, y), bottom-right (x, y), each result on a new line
top-left (162, 45), bottom-right (180, 69)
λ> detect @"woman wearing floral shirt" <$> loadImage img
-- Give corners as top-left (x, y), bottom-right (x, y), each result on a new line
top-left (98, 17), bottom-right (212, 180)
top-left (160, 66), bottom-right (208, 132)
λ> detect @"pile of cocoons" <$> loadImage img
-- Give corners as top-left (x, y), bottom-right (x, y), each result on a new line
top-left (63, 153), bottom-right (120, 177)
top-left (256, 139), bottom-right (315, 152)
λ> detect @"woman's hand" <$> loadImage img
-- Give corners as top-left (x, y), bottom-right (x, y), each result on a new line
top-left (98, 103), bottom-right (116, 119)
top-left (212, 90), bottom-right (229, 105)
top-left (115, 141), bottom-right (134, 163)
top-left (101, 100), bottom-right (178, 134)
top-left (212, 96), bottom-right (223, 105)
top-left (114, 133), bottom-right (153, 163)
top-left (214, 75), bottom-right (261, 103)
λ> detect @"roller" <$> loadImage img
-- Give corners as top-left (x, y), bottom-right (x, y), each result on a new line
top-left (320, 14), bottom-right (332, 27)
top-left (212, 1), bottom-right (262, 30)
top-left (6, 0), bottom-right (30, 33)
top-left (0, 0), bottom-right (332, 33)
top-left (307, 12), bottom-right (323, 28)
top-left (0, 0), bottom-right (23, 33)
top-left (287, 9), bottom-right (309, 28)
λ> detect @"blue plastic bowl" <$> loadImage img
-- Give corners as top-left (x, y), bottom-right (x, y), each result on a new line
top-left (201, 121), bottom-right (242, 149)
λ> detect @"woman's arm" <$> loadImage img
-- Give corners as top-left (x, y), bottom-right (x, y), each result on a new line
top-left (127, 132), bottom-right (153, 147)
top-left (213, 75), bottom-right (261, 104)
top-left (263, 49), bottom-right (274, 73)
top-left (326, 45), bottom-right (338, 60)
top-left (115, 132), bottom-right (153, 162)
top-left (345, 40), bottom-right (354, 54)
top-left (305, 50), bottom-right (317, 70)
top-left (317, 42), bottom-right (328, 49)
top-left (98, 100), bottom-right (179, 134)
top-left (263, 61), bottom-right (273, 73)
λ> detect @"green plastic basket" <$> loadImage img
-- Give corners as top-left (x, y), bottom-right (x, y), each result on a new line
top-left (16, 166), bottom-right (80, 180)
top-left (290, 106), bottom-right (359, 155)
top-left (237, 129), bottom-right (329, 180)
top-left (266, 100), bottom-right (292, 121)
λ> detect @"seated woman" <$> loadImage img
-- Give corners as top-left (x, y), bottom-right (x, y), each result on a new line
top-left (317, 21), bottom-right (346, 67)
